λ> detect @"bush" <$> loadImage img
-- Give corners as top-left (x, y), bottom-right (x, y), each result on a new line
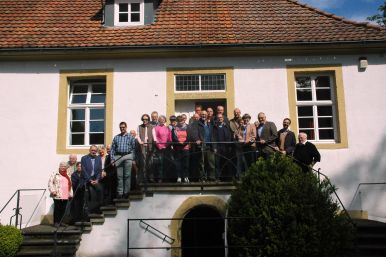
top-left (227, 154), bottom-right (355, 257)
top-left (0, 225), bottom-right (23, 257)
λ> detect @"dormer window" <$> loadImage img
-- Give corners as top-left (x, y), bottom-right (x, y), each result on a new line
top-left (114, 0), bottom-right (144, 26)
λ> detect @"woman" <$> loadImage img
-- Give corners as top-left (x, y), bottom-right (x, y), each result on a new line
top-left (48, 162), bottom-right (73, 227)
top-left (172, 115), bottom-right (190, 183)
top-left (152, 115), bottom-right (172, 182)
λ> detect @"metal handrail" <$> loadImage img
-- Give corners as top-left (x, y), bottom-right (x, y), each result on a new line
top-left (139, 219), bottom-right (175, 244)
top-left (349, 182), bottom-right (386, 210)
top-left (0, 189), bottom-right (46, 229)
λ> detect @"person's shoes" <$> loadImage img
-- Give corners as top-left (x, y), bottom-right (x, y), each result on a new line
top-left (123, 193), bottom-right (129, 199)
top-left (53, 223), bottom-right (60, 228)
top-left (177, 177), bottom-right (182, 183)
top-left (200, 177), bottom-right (207, 183)
top-left (117, 194), bottom-right (123, 199)
top-left (158, 179), bottom-right (163, 183)
top-left (184, 177), bottom-right (190, 183)
top-left (60, 223), bottom-right (69, 227)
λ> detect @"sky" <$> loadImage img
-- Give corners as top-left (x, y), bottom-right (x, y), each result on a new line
top-left (299, 0), bottom-right (385, 23)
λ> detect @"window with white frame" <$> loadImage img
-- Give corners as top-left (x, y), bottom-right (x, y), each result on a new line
top-left (295, 73), bottom-right (336, 142)
top-left (115, 0), bottom-right (144, 26)
top-left (68, 78), bottom-right (106, 146)
top-left (175, 74), bottom-right (226, 92)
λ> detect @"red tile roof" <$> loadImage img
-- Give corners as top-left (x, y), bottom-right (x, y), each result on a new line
top-left (0, 0), bottom-right (385, 50)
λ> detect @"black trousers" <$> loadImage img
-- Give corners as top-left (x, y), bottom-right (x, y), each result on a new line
top-left (54, 199), bottom-right (68, 224)
top-left (71, 187), bottom-right (86, 223)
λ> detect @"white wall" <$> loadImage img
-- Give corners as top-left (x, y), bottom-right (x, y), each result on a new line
top-left (77, 193), bottom-right (230, 257)
top-left (1, 53), bottom-right (386, 222)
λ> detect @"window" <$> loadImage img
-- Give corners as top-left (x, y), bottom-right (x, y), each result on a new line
top-left (68, 79), bottom-right (106, 146)
top-left (115, 0), bottom-right (144, 26)
top-left (175, 74), bottom-right (226, 92)
top-left (295, 74), bottom-right (335, 141)
top-left (287, 65), bottom-right (348, 149)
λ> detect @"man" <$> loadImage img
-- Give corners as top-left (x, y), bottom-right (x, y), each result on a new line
top-left (189, 110), bottom-right (215, 181)
top-left (213, 113), bottom-right (232, 181)
top-left (81, 145), bottom-right (103, 212)
top-left (101, 144), bottom-right (117, 204)
top-left (191, 113), bottom-right (200, 122)
top-left (137, 114), bottom-right (154, 183)
top-left (189, 104), bottom-right (202, 124)
top-left (207, 107), bottom-right (214, 124)
top-left (275, 118), bottom-right (296, 155)
top-left (213, 105), bottom-right (230, 126)
top-left (150, 111), bottom-right (159, 126)
top-left (293, 132), bottom-right (321, 173)
top-left (67, 154), bottom-right (77, 174)
top-left (255, 112), bottom-right (278, 159)
top-left (111, 121), bottom-right (136, 198)
top-left (229, 108), bottom-right (241, 135)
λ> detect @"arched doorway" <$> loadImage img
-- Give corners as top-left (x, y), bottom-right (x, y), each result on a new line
top-left (181, 205), bottom-right (225, 257)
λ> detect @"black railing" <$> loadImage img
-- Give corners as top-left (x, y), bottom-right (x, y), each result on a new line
top-left (0, 189), bottom-right (46, 229)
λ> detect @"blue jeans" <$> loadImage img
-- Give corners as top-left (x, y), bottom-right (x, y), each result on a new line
top-left (115, 154), bottom-right (133, 194)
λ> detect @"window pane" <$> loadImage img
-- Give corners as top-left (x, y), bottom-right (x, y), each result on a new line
top-left (296, 76), bottom-right (311, 88)
top-left (71, 134), bottom-right (84, 145)
top-left (90, 121), bottom-right (105, 132)
top-left (317, 106), bottom-right (332, 116)
top-left (318, 117), bottom-right (333, 128)
top-left (131, 13), bottom-right (140, 22)
top-left (316, 76), bottom-right (330, 88)
top-left (90, 94), bottom-right (106, 103)
top-left (90, 133), bottom-right (104, 145)
top-left (71, 109), bottom-right (85, 120)
top-left (299, 129), bottom-right (315, 140)
top-left (72, 85), bottom-right (88, 93)
top-left (201, 74), bottom-right (226, 90)
top-left (119, 13), bottom-right (128, 22)
top-left (90, 109), bottom-right (105, 120)
top-left (298, 106), bottom-right (313, 117)
top-left (299, 118), bottom-right (314, 129)
top-left (319, 129), bottom-right (334, 140)
top-left (71, 95), bottom-right (87, 104)
top-left (71, 121), bottom-right (85, 132)
top-left (316, 89), bottom-right (331, 100)
top-left (131, 3), bottom-right (140, 12)
top-left (92, 84), bottom-right (106, 93)
top-left (296, 89), bottom-right (312, 101)
top-left (175, 75), bottom-right (199, 91)
top-left (119, 3), bottom-right (128, 12)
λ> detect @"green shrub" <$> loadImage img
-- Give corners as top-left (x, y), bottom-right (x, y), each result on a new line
top-left (227, 154), bottom-right (355, 257)
top-left (0, 225), bottom-right (23, 257)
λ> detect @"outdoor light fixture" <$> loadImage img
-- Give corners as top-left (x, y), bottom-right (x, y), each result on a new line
top-left (359, 57), bottom-right (368, 70)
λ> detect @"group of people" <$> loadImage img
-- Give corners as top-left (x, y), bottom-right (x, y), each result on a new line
top-left (48, 105), bottom-right (321, 227)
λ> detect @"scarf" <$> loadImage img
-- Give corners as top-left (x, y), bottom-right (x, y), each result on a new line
top-left (59, 170), bottom-right (71, 192)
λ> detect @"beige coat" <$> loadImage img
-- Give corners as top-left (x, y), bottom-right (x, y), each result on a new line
top-left (235, 123), bottom-right (256, 147)
top-left (48, 170), bottom-right (73, 200)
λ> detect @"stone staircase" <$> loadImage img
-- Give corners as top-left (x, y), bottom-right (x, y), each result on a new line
top-left (16, 191), bottom-right (144, 257)
top-left (354, 219), bottom-right (386, 257)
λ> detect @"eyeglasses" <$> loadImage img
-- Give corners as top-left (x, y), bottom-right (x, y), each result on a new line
top-left (119, 126), bottom-right (126, 129)
top-left (142, 119), bottom-right (149, 121)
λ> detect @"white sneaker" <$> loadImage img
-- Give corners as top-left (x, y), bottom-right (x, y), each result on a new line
top-left (184, 177), bottom-right (190, 183)
top-left (177, 177), bottom-right (182, 183)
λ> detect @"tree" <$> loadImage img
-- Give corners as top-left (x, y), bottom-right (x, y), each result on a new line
top-left (227, 154), bottom-right (355, 257)
top-left (367, 2), bottom-right (386, 26)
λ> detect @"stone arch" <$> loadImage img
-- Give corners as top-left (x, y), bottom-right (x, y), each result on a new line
top-left (169, 196), bottom-right (227, 257)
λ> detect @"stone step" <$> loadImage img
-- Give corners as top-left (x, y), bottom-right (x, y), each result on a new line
top-left (100, 205), bottom-right (117, 216)
top-left (16, 245), bottom-right (77, 257)
top-left (22, 238), bottom-right (81, 246)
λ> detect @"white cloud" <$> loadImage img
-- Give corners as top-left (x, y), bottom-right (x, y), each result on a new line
top-left (347, 14), bottom-right (378, 24)
top-left (299, 0), bottom-right (346, 9)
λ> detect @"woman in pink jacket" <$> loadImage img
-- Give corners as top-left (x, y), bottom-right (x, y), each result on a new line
top-left (152, 115), bottom-right (171, 182)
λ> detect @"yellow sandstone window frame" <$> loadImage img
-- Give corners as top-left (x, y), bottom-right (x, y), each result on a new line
top-left (57, 70), bottom-right (114, 154)
top-left (166, 67), bottom-right (235, 118)
top-left (287, 64), bottom-right (348, 149)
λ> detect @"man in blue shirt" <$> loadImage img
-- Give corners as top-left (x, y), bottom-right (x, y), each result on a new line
top-left (111, 121), bottom-right (136, 198)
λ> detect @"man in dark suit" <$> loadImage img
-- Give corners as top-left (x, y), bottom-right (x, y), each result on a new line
top-left (293, 132), bottom-right (321, 173)
top-left (275, 118), bottom-right (296, 155)
top-left (81, 145), bottom-right (103, 212)
top-left (189, 110), bottom-right (215, 181)
top-left (255, 112), bottom-right (278, 159)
